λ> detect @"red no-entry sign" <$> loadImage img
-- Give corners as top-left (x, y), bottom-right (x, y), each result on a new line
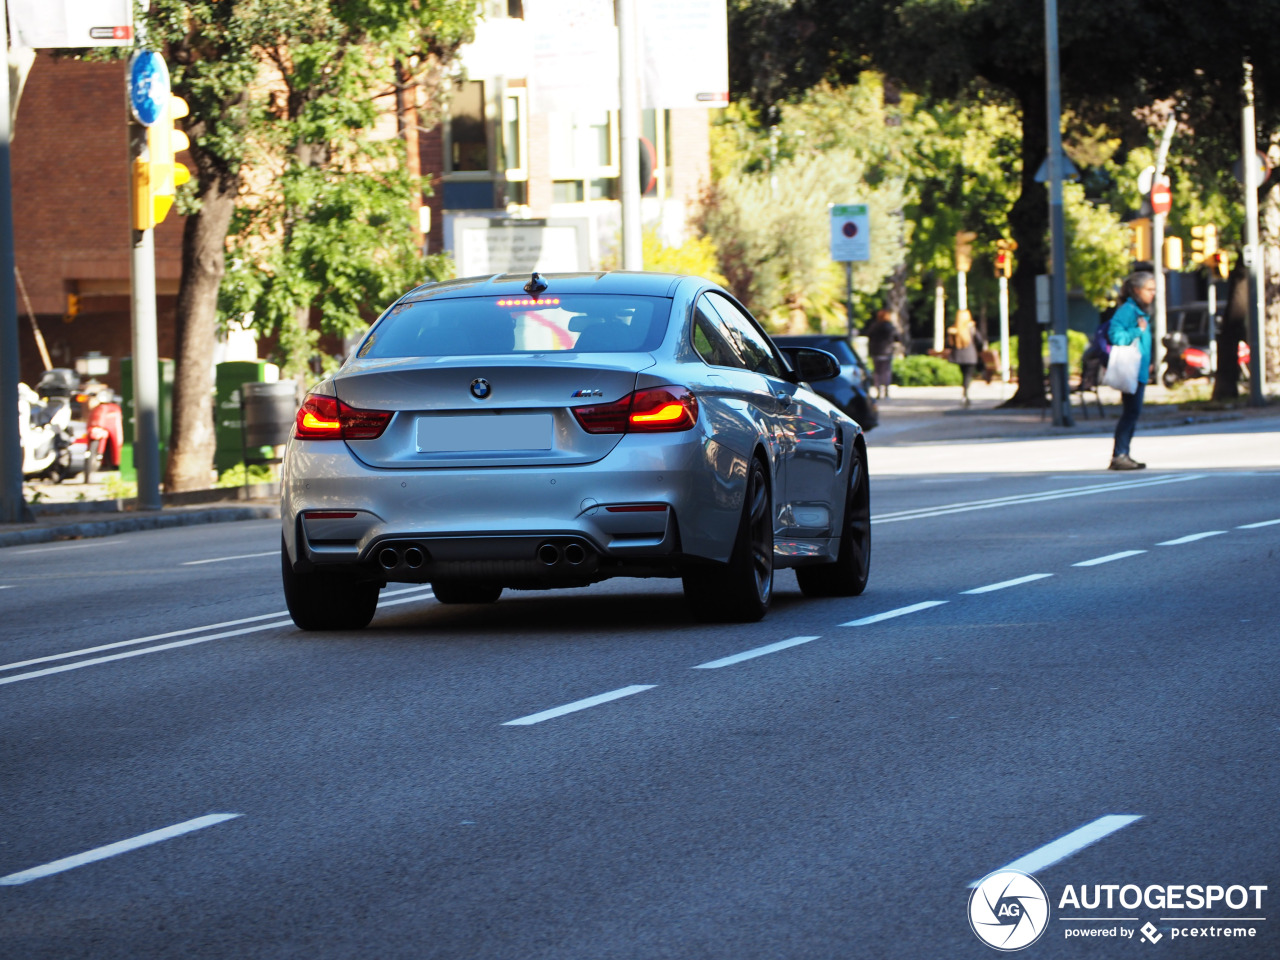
top-left (1151, 182), bottom-right (1172, 216)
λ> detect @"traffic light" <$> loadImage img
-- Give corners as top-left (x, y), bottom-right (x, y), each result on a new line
top-left (1163, 236), bottom-right (1183, 270)
top-left (1189, 224), bottom-right (1217, 265)
top-left (993, 238), bottom-right (1016, 278)
top-left (1214, 250), bottom-right (1231, 279)
top-left (1130, 218), bottom-right (1152, 262)
top-left (955, 230), bottom-right (978, 272)
top-left (131, 94), bottom-right (191, 231)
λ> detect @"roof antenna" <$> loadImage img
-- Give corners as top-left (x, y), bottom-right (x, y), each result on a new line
top-left (523, 272), bottom-right (548, 295)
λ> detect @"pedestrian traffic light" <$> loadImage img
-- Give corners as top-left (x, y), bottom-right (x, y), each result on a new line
top-left (131, 94), bottom-right (191, 231)
top-left (993, 238), bottom-right (1016, 278)
top-left (1189, 224), bottom-right (1217, 265)
top-left (955, 230), bottom-right (978, 272)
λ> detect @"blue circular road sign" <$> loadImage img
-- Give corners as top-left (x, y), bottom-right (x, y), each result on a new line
top-left (129, 51), bottom-right (170, 126)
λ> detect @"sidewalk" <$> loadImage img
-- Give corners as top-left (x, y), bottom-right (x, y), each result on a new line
top-left (865, 379), bottom-right (1280, 446)
top-left (0, 481), bottom-right (280, 549)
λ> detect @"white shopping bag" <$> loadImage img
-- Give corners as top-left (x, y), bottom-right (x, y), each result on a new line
top-left (1101, 342), bottom-right (1141, 394)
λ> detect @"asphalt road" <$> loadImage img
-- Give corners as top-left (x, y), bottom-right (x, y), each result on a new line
top-left (2, 420), bottom-right (1278, 959)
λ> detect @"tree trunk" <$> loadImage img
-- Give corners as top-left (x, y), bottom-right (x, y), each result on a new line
top-left (163, 179), bottom-right (238, 492)
top-left (1213, 268), bottom-right (1249, 400)
top-left (1003, 83), bottom-right (1049, 407)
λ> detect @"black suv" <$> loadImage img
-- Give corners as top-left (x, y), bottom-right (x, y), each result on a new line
top-left (773, 335), bottom-right (879, 431)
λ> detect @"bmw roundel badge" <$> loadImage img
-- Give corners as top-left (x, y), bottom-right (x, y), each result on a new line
top-left (470, 378), bottom-right (492, 399)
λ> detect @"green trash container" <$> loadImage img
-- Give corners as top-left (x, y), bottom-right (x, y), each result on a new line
top-left (214, 361), bottom-right (281, 474)
top-left (119, 357), bottom-right (174, 483)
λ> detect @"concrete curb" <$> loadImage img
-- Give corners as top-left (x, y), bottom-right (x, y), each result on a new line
top-left (0, 503), bottom-right (280, 549)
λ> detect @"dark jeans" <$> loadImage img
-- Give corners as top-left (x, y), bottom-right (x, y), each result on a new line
top-left (1112, 381), bottom-right (1146, 457)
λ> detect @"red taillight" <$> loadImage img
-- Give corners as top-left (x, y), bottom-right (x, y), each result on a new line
top-left (295, 394), bottom-right (392, 441)
top-left (572, 386), bottom-right (698, 435)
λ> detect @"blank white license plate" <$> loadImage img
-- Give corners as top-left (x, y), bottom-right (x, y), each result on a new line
top-left (417, 414), bottom-right (553, 452)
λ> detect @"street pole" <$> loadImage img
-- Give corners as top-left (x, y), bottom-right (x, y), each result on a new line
top-left (1151, 113), bottom-right (1177, 386)
top-left (1242, 61), bottom-right (1266, 406)
top-left (933, 281), bottom-right (946, 353)
top-left (1044, 0), bottom-right (1072, 426)
top-left (845, 262), bottom-right (854, 340)
top-left (127, 54), bottom-right (164, 511)
top-left (617, 0), bottom-right (642, 270)
top-left (0, 10), bottom-right (30, 523)
top-left (998, 275), bottom-right (1011, 382)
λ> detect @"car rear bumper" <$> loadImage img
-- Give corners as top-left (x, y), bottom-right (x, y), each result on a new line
top-left (282, 432), bottom-right (748, 582)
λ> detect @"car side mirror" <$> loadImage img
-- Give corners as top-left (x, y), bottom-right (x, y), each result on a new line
top-left (780, 347), bottom-right (840, 384)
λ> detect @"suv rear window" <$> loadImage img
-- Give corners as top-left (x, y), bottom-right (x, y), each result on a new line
top-left (356, 294), bottom-right (672, 358)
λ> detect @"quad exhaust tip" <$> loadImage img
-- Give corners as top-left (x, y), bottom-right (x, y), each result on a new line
top-left (403, 547), bottom-right (425, 569)
top-left (563, 543), bottom-right (587, 565)
top-left (378, 547), bottom-right (400, 570)
top-left (537, 543), bottom-right (561, 565)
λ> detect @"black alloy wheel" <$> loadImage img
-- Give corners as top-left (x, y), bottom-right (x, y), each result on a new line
top-left (281, 537), bottom-right (380, 630)
top-left (683, 455), bottom-right (773, 622)
top-left (796, 442), bottom-right (871, 597)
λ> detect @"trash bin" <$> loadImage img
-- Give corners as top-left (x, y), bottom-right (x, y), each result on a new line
top-left (241, 380), bottom-right (298, 460)
top-left (215, 361), bottom-right (279, 473)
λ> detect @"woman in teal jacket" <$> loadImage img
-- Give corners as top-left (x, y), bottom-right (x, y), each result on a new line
top-left (1107, 271), bottom-right (1156, 470)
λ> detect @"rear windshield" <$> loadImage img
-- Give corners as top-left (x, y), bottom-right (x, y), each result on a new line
top-left (356, 294), bottom-right (672, 358)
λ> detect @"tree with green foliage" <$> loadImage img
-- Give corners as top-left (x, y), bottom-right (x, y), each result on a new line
top-left (148, 0), bottom-right (476, 492)
top-left (727, 0), bottom-right (1280, 405)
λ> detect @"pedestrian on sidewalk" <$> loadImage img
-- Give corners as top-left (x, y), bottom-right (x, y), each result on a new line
top-left (1107, 270), bottom-right (1155, 470)
top-left (947, 309), bottom-right (985, 407)
top-left (864, 309), bottom-right (900, 400)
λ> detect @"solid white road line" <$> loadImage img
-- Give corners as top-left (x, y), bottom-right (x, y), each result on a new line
top-left (694, 636), bottom-right (821, 670)
top-left (968, 815), bottom-right (1143, 888)
top-left (0, 814), bottom-right (242, 886)
top-left (1157, 531), bottom-right (1226, 546)
top-left (182, 551), bottom-right (278, 566)
top-left (0, 622), bottom-right (296, 686)
top-left (840, 600), bottom-right (948, 627)
top-left (1073, 550), bottom-right (1147, 567)
top-left (0, 585), bottom-right (435, 674)
top-left (873, 475), bottom-right (1202, 524)
top-left (1238, 518), bottom-right (1280, 529)
top-left (503, 685), bottom-right (656, 726)
top-left (6, 541), bottom-right (109, 556)
top-left (961, 574), bottom-right (1054, 595)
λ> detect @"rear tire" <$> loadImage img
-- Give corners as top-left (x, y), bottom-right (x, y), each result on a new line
top-left (796, 442), bottom-right (871, 598)
top-left (432, 581), bottom-right (503, 604)
top-left (683, 456), bottom-right (773, 622)
top-left (281, 537), bottom-right (379, 630)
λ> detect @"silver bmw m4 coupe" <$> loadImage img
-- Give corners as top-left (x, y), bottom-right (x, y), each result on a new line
top-left (280, 271), bottom-right (870, 629)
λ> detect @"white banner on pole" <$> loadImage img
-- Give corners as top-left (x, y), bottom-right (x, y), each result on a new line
top-left (829, 204), bottom-right (870, 262)
top-left (524, 0), bottom-right (620, 113)
top-left (637, 0), bottom-right (729, 109)
top-left (8, 0), bottom-right (133, 48)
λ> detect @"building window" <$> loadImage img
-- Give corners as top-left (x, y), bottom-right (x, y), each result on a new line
top-left (448, 80), bottom-right (489, 173)
top-left (550, 110), bottom-right (619, 204)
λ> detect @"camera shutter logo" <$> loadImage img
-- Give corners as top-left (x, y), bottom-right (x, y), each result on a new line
top-left (969, 870), bottom-right (1050, 951)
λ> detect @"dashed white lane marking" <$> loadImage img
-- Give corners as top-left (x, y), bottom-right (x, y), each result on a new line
top-left (840, 600), bottom-right (948, 627)
top-left (968, 815), bottom-right (1143, 888)
top-left (0, 814), bottom-right (241, 886)
top-left (0, 587), bottom-right (436, 685)
top-left (874, 474), bottom-right (1202, 524)
top-left (961, 574), bottom-right (1054, 595)
top-left (1157, 531), bottom-right (1226, 546)
top-left (182, 551), bottom-right (278, 566)
top-left (0, 585), bottom-right (12, 589)
top-left (1239, 518), bottom-right (1280, 529)
top-left (503, 685), bottom-right (656, 726)
top-left (1073, 550), bottom-right (1147, 567)
top-left (694, 636), bottom-right (821, 670)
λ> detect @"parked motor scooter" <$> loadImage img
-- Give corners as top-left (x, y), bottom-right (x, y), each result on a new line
top-left (17, 381), bottom-right (77, 481)
top-left (1162, 331), bottom-right (1252, 387)
top-left (78, 384), bottom-right (124, 483)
